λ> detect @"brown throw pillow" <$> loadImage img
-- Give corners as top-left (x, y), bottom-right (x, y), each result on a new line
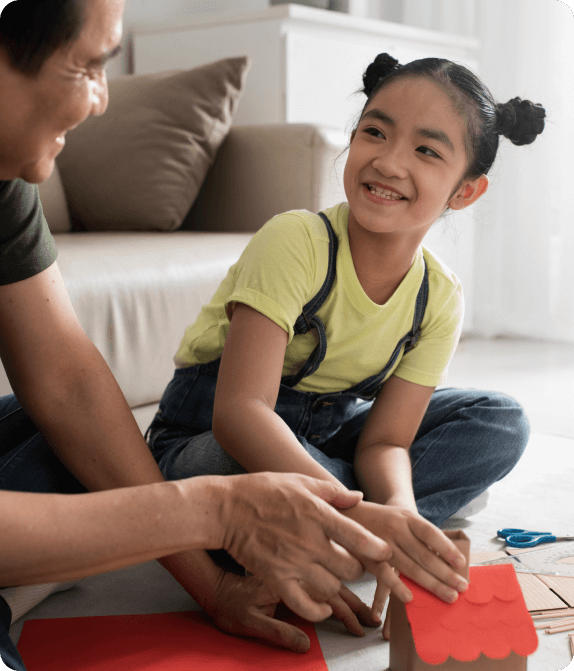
top-left (56, 57), bottom-right (251, 231)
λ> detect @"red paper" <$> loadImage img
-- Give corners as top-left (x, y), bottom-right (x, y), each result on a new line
top-left (403, 564), bottom-right (538, 665)
top-left (18, 609), bottom-right (327, 671)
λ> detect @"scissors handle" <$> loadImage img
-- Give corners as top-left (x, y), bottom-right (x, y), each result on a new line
top-left (506, 534), bottom-right (557, 548)
top-left (497, 528), bottom-right (548, 540)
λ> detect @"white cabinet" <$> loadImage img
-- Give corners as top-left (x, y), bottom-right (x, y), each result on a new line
top-left (133, 4), bottom-right (478, 132)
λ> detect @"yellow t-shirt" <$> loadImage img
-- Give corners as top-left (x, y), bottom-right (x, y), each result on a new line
top-left (174, 203), bottom-right (464, 393)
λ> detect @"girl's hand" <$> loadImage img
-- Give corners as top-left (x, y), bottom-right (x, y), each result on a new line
top-left (210, 570), bottom-right (311, 653)
top-left (302, 582), bottom-right (382, 637)
top-left (348, 501), bottom-right (468, 619)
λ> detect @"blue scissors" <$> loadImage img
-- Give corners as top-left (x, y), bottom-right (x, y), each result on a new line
top-left (497, 528), bottom-right (574, 548)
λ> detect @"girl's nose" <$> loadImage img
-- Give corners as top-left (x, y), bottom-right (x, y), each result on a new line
top-left (90, 71), bottom-right (109, 117)
top-left (372, 143), bottom-right (408, 180)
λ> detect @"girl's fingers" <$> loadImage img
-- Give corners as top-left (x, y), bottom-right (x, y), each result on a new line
top-left (371, 564), bottom-right (411, 620)
top-left (382, 608), bottom-right (391, 640)
top-left (409, 517), bottom-right (466, 570)
top-left (371, 584), bottom-right (390, 623)
top-left (389, 544), bottom-right (463, 603)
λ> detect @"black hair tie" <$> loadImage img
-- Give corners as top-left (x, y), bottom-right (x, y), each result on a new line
top-left (362, 53), bottom-right (400, 97)
top-left (496, 97), bottom-right (546, 146)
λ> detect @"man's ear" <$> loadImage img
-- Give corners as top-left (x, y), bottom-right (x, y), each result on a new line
top-left (448, 175), bottom-right (489, 210)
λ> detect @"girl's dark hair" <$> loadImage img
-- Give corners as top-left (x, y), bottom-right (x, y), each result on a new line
top-left (358, 53), bottom-right (546, 180)
top-left (0, 0), bottom-right (88, 77)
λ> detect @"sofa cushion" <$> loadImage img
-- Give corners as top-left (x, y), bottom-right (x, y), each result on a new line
top-left (53, 231), bottom-right (253, 409)
top-left (56, 57), bottom-right (251, 232)
top-left (37, 165), bottom-right (72, 233)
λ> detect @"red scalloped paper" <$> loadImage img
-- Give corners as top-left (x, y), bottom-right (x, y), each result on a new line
top-left (17, 610), bottom-right (327, 671)
top-left (403, 564), bottom-right (538, 665)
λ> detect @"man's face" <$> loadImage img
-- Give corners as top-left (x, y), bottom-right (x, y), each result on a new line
top-left (0, 0), bottom-right (124, 183)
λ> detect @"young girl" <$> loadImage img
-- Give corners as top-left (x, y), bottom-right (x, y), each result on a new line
top-left (147, 53), bottom-right (545, 641)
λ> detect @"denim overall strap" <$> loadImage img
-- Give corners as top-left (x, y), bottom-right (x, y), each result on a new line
top-left (342, 260), bottom-right (429, 399)
top-left (281, 212), bottom-right (338, 388)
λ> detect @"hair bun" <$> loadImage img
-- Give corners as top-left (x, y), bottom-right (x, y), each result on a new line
top-left (495, 97), bottom-right (546, 146)
top-left (362, 53), bottom-right (399, 97)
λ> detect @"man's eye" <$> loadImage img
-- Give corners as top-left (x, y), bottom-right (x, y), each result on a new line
top-left (417, 146), bottom-right (440, 158)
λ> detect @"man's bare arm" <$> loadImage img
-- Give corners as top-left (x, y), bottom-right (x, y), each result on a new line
top-left (0, 479), bottom-right (222, 586)
top-left (0, 262), bottom-right (243, 614)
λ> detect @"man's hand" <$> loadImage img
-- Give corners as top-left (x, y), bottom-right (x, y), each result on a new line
top-left (206, 572), bottom-right (381, 655)
top-left (218, 473), bottom-right (392, 623)
top-left (346, 501), bottom-right (468, 620)
top-left (208, 571), bottom-right (311, 653)
top-left (303, 582), bottom-right (382, 637)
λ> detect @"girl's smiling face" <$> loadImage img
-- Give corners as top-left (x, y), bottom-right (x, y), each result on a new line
top-left (344, 76), bottom-right (484, 240)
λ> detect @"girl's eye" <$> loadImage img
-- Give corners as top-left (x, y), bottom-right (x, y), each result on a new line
top-left (364, 127), bottom-right (385, 139)
top-left (417, 146), bottom-right (441, 159)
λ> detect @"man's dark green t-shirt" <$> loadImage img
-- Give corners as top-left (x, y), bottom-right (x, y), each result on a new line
top-left (0, 179), bottom-right (58, 286)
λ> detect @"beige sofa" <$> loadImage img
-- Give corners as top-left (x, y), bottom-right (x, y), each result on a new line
top-left (0, 122), bottom-right (347, 436)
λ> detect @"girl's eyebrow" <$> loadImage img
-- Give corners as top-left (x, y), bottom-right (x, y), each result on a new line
top-left (362, 107), bottom-right (455, 153)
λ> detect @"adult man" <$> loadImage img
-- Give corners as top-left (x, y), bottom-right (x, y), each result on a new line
top-left (0, 0), bottom-right (391, 668)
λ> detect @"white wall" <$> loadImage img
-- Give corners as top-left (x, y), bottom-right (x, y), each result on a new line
top-left (110, 0), bottom-right (268, 78)
top-left (471, 0), bottom-right (574, 342)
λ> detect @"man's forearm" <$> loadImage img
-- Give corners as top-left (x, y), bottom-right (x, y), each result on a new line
top-left (158, 550), bottom-right (223, 611)
top-left (0, 479), bottom-right (225, 586)
top-left (18, 341), bottom-right (227, 600)
top-left (20, 339), bottom-right (166, 492)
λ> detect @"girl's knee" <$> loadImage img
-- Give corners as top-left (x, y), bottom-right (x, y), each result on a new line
top-left (484, 391), bottom-right (530, 464)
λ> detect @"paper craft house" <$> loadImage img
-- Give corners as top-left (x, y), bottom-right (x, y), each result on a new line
top-left (389, 530), bottom-right (538, 670)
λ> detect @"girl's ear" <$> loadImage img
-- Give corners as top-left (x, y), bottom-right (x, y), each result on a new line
top-left (448, 175), bottom-right (489, 210)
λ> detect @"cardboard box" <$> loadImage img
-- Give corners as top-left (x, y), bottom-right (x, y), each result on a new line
top-left (388, 530), bottom-right (537, 670)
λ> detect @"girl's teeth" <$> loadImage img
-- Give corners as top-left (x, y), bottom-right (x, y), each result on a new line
top-left (368, 185), bottom-right (402, 200)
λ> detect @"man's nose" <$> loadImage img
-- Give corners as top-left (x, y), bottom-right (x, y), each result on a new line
top-left (90, 71), bottom-right (109, 116)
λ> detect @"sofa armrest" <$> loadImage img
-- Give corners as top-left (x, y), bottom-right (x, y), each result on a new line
top-left (181, 123), bottom-right (349, 232)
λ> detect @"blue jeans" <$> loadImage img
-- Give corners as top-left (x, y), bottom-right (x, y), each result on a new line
top-left (0, 395), bottom-right (86, 668)
top-left (0, 596), bottom-right (24, 671)
top-left (0, 395), bottom-right (86, 495)
top-left (147, 361), bottom-right (530, 528)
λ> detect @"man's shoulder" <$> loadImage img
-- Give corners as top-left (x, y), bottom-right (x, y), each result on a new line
top-left (0, 178), bottom-right (57, 286)
top-left (0, 178), bottom-right (39, 207)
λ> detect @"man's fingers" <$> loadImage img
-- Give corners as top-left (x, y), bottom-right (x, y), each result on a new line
top-left (278, 578), bottom-right (334, 622)
top-left (299, 562), bottom-right (343, 601)
top-left (328, 593), bottom-right (365, 636)
top-left (251, 612), bottom-right (311, 654)
top-left (321, 508), bottom-right (392, 567)
top-left (337, 584), bottom-right (379, 628)
top-left (324, 541), bottom-right (365, 582)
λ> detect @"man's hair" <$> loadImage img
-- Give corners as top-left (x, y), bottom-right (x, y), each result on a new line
top-left (0, 0), bottom-right (88, 76)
